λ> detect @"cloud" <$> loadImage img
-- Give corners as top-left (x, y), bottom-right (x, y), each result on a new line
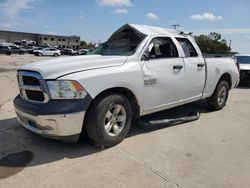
top-left (2, 23), bottom-right (12, 28)
top-left (190, 13), bottom-right (223, 21)
top-left (0, 0), bottom-right (40, 19)
top-left (97, 0), bottom-right (133, 7)
top-left (0, 22), bottom-right (21, 29)
top-left (112, 8), bottom-right (128, 14)
top-left (147, 12), bottom-right (159, 20)
top-left (47, 31), bottom-right (56, 35)
top-left (192, 28), bottom-right (250, 35)
top-left (245, 35), bottom-right (250, 41)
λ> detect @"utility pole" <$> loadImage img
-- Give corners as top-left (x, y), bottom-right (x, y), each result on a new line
top-left (171, 24), bottom-right (180, 30)
top-left (229, 40), bottom-right (232, 49)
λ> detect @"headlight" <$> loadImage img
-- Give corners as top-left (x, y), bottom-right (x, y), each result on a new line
top-left (47, 80), bottom-right (87, 99)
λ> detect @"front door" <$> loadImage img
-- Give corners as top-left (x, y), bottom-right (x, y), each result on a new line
top-left (142, 37), bottom-right (185, 111)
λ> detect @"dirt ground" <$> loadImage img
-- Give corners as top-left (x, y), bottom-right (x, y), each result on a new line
top-left (0, 54), bottom-right (250, 188)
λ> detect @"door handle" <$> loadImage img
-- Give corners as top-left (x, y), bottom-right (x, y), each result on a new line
top-left (173, 65), bottom-right (183, 70)
top-left (197, 63), bottom-right (205, 67)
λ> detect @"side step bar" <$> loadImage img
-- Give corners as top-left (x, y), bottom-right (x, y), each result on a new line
top-left (148, 112), bottom-right (200, 126)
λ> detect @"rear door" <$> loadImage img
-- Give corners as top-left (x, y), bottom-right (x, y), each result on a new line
top-left (176, 37), bottom-right (206, 101)
top-left (142, 37), bottom-right (185, 111)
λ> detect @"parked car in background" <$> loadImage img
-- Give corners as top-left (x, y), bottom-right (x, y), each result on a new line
top-left (0, 45), bottom-right (12, 55)
top-left (77, 49), bottom-right (89, 55)
top-left (9, 46), bottom-right (27, 54)
top-left (235, 54), bottom-right (250, 81)
top-left (64, 48), bottom-right (77, 56)
top-left (58, 48), bottom-right (66, 55)
top-left (24, 47), bottom-right (35, 54)
top-left (39, 44), bottom-right (50, 48)
top-left (29, 47), bottom-right (43, 54)
top-left (21, 39), bottom-right (36, 46)
top-left (34, 48), bottom-right (61, 56)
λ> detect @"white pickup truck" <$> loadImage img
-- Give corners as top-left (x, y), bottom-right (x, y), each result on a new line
top-left (14, 24), bottom-right (239, 147)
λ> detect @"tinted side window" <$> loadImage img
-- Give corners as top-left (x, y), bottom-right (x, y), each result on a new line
top-left (148, 37), bottom-right (178, 59)
top-left (176, 38), bottom-right (198, 57)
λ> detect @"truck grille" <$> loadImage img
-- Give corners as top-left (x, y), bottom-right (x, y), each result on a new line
top-left (17, 71), bottom-right (49, 103)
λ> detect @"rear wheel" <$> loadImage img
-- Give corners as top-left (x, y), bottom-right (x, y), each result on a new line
top-left (207, 80), bottom-right (229, 110)
top-left (85, 93), bottom-right (132, 148)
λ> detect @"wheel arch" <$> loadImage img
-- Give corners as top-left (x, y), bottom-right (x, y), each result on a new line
top-left (218, 72), bottom-right (232, 89)
top-left (87, 87), bottom-right (140, 119)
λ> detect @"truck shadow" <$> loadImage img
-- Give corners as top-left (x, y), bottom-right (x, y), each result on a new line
top-left (129, 99), bottom-right (211, 136)
top-left (0, 100), bottom-right (212, 178)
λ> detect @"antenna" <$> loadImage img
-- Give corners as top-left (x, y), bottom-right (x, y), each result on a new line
top-left (171, 24), bottom-right (180, 30)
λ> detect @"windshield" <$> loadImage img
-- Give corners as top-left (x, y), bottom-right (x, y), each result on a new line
top-left (88, 27), bottom-right (145, 56)
top-left (236, 56), bottom-right (250, 64)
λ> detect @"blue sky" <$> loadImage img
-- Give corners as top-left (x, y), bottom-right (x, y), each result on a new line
top-left (0, 0), bottom-right (250, 53)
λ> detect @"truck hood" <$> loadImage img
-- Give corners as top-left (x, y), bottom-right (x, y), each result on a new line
top-left (240, 63), bottom-right (250, 70)
top-left (19, 55), bottom-right (128, 79)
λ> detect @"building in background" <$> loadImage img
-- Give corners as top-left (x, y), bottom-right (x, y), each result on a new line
top-left (0, 30), bottom-right (80, 49)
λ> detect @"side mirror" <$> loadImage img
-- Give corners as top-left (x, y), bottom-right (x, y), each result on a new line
top-left (141, 49), bottom-right (150, 61)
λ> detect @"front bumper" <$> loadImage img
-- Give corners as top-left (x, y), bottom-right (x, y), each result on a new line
top-left (13, 94), bottom-right (92, 142)
top-left (15, 108), bottom-right (85, 142)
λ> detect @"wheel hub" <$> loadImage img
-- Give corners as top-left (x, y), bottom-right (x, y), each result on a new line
top-left (218, 86), bottom-right (227, 105)
top-left (104, 104), bottom-right (126, 137)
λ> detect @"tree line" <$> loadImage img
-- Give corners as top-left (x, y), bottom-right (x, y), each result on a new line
top-left (80, 32), bottom-right (234, 55)
top-left (194, 32), bottom-right (233, 55)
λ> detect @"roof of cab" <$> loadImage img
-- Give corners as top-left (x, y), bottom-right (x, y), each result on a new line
top-left (108, 23), bottom-right (187, 42)
top-left (127, 23), bottom-right (180, 36)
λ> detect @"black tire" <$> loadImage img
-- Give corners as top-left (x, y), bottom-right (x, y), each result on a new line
top-left (207, 80), bottom-right (229, 110)
top-left (54, 53), bottom-right (59, 57)
top-left (85, 93), bottom-right (132, 148)
top-left (6, 52), bottom-right (11, 55)
top-left (38, 52), bottom-right (43, 56)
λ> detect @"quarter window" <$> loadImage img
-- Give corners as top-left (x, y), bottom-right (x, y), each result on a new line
top-left (176, 38), bottom-right (198, 57)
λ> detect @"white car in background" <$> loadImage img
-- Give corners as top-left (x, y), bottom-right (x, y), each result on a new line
top-left (235, 54), bottom-right (250, 81)
top-left (77, 49), bottom-right (89, 55)
top-left (34, 48), bottom-right (61, 57)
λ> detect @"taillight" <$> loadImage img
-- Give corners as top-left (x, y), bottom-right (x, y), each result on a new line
top-left (236, 62), bottom-right (240, 73)
top-left (234, 57), bottom-right (240, 73)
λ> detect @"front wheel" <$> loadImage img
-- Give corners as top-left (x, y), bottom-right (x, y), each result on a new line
top-left (207, 80), bottom-right (229, 110)
top-left (85, 93), bottom-right (132, 148)
top-left (54, 53), bottom-right (59, 57)
top-left (38, 52), bottom-right (43, 56)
